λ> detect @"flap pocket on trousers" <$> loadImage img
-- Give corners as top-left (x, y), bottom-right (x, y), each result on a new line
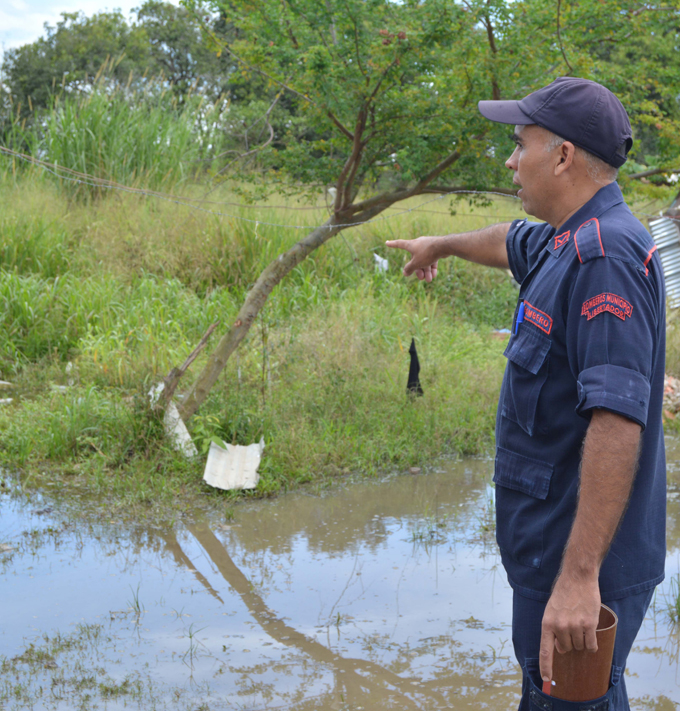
top-left (494, 447), bottom-right (553, 499)
top-left (504, 327), bottom-right (551, 374)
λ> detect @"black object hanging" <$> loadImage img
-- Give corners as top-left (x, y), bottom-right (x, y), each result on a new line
top-left (407, 338), bottom-right (424, 396)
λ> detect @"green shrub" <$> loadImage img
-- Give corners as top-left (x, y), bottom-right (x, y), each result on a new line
top-left (0, 216), bottom-right (72, 277)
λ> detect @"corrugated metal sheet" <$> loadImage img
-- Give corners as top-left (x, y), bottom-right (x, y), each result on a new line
top-left (649, 217), bottom-right (680, 308)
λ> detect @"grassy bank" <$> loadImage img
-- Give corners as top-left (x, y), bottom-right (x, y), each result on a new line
top-left (0, 176), bottom-right (523, 511)
top-left (1, 173), bottom-right (669, 512)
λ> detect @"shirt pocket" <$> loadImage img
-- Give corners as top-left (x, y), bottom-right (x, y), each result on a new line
top-left (494, 447), bottom-right (554, 569)
top-left (502, 326), bottom-right (551, 436)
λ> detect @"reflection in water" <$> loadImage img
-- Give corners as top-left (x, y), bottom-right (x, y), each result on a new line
top-left (186, 523), bottom-right (449, 709)
top-left (2, 450), bottom-right (680, 709)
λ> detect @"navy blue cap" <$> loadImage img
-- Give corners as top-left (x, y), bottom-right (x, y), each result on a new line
top-left (478, 77), bottom-right (633, 168)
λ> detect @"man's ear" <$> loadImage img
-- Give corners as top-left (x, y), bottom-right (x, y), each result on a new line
top-left (555, 141), bottom-right (576, 176)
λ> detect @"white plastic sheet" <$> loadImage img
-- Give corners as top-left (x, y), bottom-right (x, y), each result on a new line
top-left (373, 253), bottom-right (388, 272)
top-left (163, 402), bottom-right (199, 459)
top-left (203, 438), bottom-right (265, 490)
top-left (148, 381), bottom-right (198, 459)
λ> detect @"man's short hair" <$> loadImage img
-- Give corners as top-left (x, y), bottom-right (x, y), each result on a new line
top-left (544, 131), bottom-right (618, 184)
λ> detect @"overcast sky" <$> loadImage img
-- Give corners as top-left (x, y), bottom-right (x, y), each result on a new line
top-left (1, 0), bottom-right (180, 52)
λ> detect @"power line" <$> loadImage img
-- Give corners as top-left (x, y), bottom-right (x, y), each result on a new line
top-left (0, 146), bottom-right (524, 229)
top-left (0, 145), bottom-right (671, 228)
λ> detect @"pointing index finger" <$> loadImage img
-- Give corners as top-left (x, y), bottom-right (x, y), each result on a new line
top-left (385, 239), bottom-right (412, 252)
top-left (539, 627), bottom-right (555, 685)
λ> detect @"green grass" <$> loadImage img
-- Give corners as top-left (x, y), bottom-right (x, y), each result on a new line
top-left (0, 169), bottom-right (674, 512)
top-left (0, 624), bottom-right (152, 710)
top-left (0, 171), bottom-right (568, 511)
top-left (3, 84), bottom-right (224, 198)
top-left (663, 574), bottom-right (680, 625)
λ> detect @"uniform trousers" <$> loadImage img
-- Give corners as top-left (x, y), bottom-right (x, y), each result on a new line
top-left (511, 587), bottom-right (655, 711)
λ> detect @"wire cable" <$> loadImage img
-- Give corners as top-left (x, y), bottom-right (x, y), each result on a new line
top-left (0, 146), bottom-right (524, 228)
top-left (0, 145), bottom-right (672, 228)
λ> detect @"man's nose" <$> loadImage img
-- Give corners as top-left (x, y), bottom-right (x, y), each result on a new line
top-left (505, 147), bottom-right (519, 170)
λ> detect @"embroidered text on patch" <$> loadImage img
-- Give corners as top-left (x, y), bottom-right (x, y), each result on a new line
top-left (524, 302), bottom-right (553, 334)
top-left (581, 293), bottom-right (633, 322)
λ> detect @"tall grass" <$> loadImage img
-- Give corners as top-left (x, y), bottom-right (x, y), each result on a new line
top-left (2, 82), bottom-right (227, 197)
top-left (43, 92), bottom-right (202, 195)
top-left (0, 268), bottom-right (237, 377)
top-left (0, 176), bottom-right (520, 507)
top-left (0, 216), bottom-right (72, 277)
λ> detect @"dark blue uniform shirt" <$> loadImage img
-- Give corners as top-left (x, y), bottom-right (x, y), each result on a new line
top-left (495, 182), bottom-right (666, 602)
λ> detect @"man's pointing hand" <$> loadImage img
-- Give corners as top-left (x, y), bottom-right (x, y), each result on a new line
top-left (385, 236), bottom-right (441, 282)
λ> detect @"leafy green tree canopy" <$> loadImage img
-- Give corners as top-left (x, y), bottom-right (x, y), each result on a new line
top-left (1, 2), bottom-right (229, 117)
top-left (189, 0), bottom-right (680, 202)
top-left (173, 0), bottom-right (680, 419)
top-left (2, 10), bottom-right (148, 116)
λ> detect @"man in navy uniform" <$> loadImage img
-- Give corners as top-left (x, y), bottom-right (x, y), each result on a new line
top-left (387, 77), bottom-right (666, 710)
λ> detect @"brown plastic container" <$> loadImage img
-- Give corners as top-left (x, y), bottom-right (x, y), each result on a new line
top-left (551, 604), bottom-right (618, 702)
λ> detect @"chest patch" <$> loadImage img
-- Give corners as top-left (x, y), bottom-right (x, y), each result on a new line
top-left (524, 301), bottom-right (553, 334)
top-left (554, 230), bottom-right (570, 250)
top-left (581, 293), bottom-right (633, 322)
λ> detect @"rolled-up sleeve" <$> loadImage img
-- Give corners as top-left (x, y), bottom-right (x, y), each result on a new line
top-left (576, 364), bottom-right (651, 428)
top-left (568, 257), bottom-right (659, 429)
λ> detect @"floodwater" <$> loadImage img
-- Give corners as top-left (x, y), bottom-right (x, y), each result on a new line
top-left (2, 448), bottom-right (680, 710)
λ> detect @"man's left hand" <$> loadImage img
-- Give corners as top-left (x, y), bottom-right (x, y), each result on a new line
top-left (539, 572), bottom-right (601, 684)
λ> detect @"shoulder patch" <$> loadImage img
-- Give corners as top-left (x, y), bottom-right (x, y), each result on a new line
top-left (574, 218), bottom-right (605, 264)
top-left (581, 293), bottom-right (633, 322)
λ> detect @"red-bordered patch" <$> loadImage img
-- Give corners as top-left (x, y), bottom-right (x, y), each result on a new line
top-left (581, 293), bottom-right (633, 322)
top-left (554, 230), bottom-right (570, 250)
top-left (574, 218), bottom-right (605, 263)
top-left (644, 245), bottom-right (657, 276)
top-left (524, 301), bottom-right (553, 334)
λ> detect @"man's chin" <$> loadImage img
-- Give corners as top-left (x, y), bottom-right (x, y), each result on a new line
top-left (518, 193), bottom-right (531, 215)
top-left (518, 192), bottom-right (539, 219)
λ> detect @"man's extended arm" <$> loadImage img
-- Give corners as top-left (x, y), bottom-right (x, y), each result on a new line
top-left (539, 409), bottom-right (641, 683)
top-left (385, 222), bottom-right (512, 281)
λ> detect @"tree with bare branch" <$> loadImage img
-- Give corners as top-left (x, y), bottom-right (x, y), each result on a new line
top-left (172, 0), bottom-right (680, 421)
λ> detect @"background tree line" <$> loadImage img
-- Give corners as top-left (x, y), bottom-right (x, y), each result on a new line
top-left (2, 2), bottom-right (230, 112)
top-left (1, 0), bottom-right (678, 202)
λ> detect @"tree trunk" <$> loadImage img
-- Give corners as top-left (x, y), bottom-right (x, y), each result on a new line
top-left (176, 150), bottom-right (462, 421)
top-left (178, 216), bottom-right (345, 420)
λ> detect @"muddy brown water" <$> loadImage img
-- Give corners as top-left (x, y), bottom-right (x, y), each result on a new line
top-left (3, 445), bottom-right (680, 710)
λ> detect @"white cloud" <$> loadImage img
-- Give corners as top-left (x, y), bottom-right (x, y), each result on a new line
top-left (1, 0), bottom-right (179, 53)
top-left (7, 0), bottom-right (30, 11)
